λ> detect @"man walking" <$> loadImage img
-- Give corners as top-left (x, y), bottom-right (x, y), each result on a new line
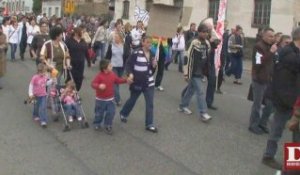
top-left (262, 27), bottom-right (300, 170)
top-left (249, 28), bottom-right (277, 135)
top-left (178, 23), bottom-right (212, 122)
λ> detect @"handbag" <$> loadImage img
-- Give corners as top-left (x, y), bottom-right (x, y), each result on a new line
top-left (88, 48), bottom-right (96, 60)
top-left (105, 44), bottom-right (112, 60)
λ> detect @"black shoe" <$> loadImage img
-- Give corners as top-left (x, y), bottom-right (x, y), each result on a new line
top-left (208, 105), bottom-right (218, 110)
top-left (216, 89), bottom-right (223, 94)
top-left (120, 114), bottom-right (127, 123)
top-left (259, 125), bottom-right (269, 134)
top-left (248, 126), bottom-right (264, 135)
top-left (105, 127), bottom-right (113, 135)
top-left (262, 157), bottom-right (282, 170)
top-left (146, 126), bottom-right (158, 133)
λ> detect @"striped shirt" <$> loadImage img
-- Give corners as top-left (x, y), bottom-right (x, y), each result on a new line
top-left (126, 49), bottom-right (156, 90)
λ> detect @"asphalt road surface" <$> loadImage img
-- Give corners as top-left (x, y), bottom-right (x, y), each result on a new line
top-left (0, 57), bottom-right (290, 175)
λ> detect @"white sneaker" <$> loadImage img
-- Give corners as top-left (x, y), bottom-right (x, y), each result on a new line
top-left (40, 121), bottom-right (47, 128)
top-left (155, 86), bottom-right (164, 91)
top-left (77, 116), bottom-right (82, 121)
top-left (178, 107), bottom-right (192, 115)
top-left (200, 113), bottom-right (212, 122)
top-left (68, 116), bottom-right (73, 123)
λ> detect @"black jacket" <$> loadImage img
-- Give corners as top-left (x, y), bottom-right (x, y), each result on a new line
top-left (251, 40), bottom-right (274, 84)
top-left (272, 42), bottom-right (300, 112)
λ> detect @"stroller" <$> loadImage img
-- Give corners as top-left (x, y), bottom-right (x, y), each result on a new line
top-left (59, 70), bottom-right (89, 132)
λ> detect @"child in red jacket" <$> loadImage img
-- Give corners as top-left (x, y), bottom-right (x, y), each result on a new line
top-left (91, 59), bottom-right (131, 135)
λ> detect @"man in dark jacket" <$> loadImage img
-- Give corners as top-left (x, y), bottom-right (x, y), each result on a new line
top-left (249, 28), bottom-right (277, 135)
top-left (262, 27), bottom-right (300, 170)
top-left (184, 23), bottom-right (198, 50)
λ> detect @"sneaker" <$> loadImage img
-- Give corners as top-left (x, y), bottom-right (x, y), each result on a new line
top-left (155, 86), bottom-right (164, 91)
top-left (68, 116), bottom-right (73, 123)
top-left (120, 114), bottom-right (127, 123)
top-left (146, 126), bottom-right (158, 133)
top-left (41, 121), bottom-right (47, 128)
top-left (178, 107), bottom-right (192, 115)
top-left (200, 113), bottom-right (212, 122)
top-left (77, 116), bottom-right (83, 121)
top-left (262, 157), bottom-right (282, 170)
top-left (105, 127), bottom-right (113, 135)
top-left (248, 126), bottom-right (264, 135)
top-left (33, 117), bottom-right (40, 121)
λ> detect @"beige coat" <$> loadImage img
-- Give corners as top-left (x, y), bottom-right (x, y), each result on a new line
top-left (0, 33), bottom-right (7, 77)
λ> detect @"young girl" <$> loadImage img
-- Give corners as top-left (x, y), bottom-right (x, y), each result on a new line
top-left (91, 59), bottom-right (129, 135)
top-left (28, 63), bottom-right (51, 128)
top-left (60, 81), bottom-right (82, 122)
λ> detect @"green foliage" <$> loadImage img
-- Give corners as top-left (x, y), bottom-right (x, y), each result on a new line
top-left (32, 0), bottom-right (42, 14)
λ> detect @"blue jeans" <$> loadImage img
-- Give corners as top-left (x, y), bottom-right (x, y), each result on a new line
top-left (120, 87), bottom-right (155, 127)
top-left (96, 42), bottom-right (106, 61)
top-left (64, 103), bottom-right (81, 117)
top-left (10, 43), bottom-right (17, 60)
top-left (172, 50), bottom-right (184, 72)
top-left (33, 96), bottom-right (48, 123)
top-left (180, 77), bottom-right (208, 114)
top-left (94, 100), bottom-right (116, 127)
top-left (249, 81), bottom-right (269, 129)
top-left (264, 109), bottom-right (300, 158)
top-left (226, 53), bottom-right (243, 79)
top-left (112, 67), bottom-right (124, 103)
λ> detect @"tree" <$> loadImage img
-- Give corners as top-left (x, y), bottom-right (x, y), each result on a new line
top-left (32, 0), bottom-right (42, 14)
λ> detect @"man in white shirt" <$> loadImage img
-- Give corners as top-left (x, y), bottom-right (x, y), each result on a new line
top-left (131, 20), bottom-right (145, 49)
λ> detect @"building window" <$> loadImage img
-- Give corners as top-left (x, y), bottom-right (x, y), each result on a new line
top-left (145, 0), bottom-right (153, 12)
top-left (55, 7), bottom-right (59, 17)
top-left (174, 0), bottom-right (183, 7)
top-left (208, 0), bottom-right (220, 23)
top-left (252, 0), bottom-right (271, 27)
top-left (122, 0), bottom-right (130, 19)
top-left (48, 7), bottom-right (52, 17)
top-left (22, 1), bottom-right (25, 11)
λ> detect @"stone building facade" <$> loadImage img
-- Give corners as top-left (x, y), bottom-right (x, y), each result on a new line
top-left (112, 0), bottom-right (300, 38)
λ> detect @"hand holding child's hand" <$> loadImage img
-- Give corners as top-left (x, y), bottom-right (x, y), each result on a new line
top-left (99, 84), bottom-right (106, 90)
top-left (127, 77), bottom-right (133, 84)
top-left (152, 59), bottom-right (157, 68)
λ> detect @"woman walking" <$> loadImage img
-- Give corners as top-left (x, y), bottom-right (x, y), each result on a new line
top-left (8, 21), bottom-right (20, 62)
top-left (91, 20), bottom-right (108, 65)
top-left (65, 27), bottom-right (89, 91)
top-left (110, 32), bottom-right (124, 106)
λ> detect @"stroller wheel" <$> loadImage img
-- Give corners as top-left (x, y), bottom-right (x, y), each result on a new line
top-left (63, 125), bottom-right (71, 132)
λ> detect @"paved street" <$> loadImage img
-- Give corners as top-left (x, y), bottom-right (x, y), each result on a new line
top-left (0, 58), bottom-right (290, 175)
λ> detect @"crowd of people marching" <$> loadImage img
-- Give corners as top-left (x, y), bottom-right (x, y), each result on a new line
top-left (0, 13), bottom-right (299, 173)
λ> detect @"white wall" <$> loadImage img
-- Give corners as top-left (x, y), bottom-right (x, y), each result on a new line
top-left (42, 1), bottom-right (62, 18)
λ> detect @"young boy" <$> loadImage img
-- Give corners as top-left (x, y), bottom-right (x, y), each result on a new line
top-left (91, 59), bottom-right (130, 135)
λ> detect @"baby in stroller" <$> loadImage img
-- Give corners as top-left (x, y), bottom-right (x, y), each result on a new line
top-left (60, 81), bottom-right (83, 122)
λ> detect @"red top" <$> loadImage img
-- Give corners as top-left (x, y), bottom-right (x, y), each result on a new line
top-left (91, 71), bottom-right (127, 100)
